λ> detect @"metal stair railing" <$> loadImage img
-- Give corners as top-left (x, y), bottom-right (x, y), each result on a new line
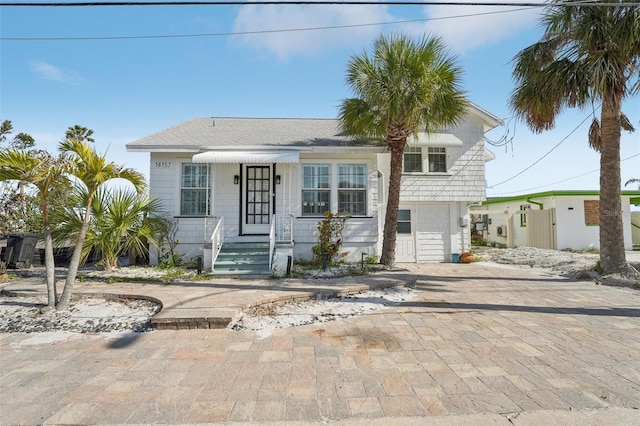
top-left (268, 214), bottom-right (276, 270)
top-left (210, 216), bottom-right (224, 271)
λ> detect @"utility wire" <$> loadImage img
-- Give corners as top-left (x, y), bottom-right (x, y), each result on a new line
top-left (1, 1), bottom-right (635, 7)
top-left (489, 153), bottom-right (640, 195)
top-left (1, 6), bottom-right (534, 41)
top-left (487, 111), bottom-right (594, 188)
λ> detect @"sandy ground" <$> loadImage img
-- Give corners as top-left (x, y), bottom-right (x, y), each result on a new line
top-left (1, 247), bottom-right (638, 336)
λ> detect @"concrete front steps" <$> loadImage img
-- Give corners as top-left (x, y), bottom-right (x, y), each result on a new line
top-left (212, 242), bottom-right (271, 275)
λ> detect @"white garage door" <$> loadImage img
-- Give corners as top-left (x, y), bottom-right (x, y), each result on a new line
top-left (415, 204), bottom-right (450, 263)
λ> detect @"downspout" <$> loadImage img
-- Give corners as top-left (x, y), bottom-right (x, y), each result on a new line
top-left (525, 197), bottom-right (547, 249)
top-left (526, 198), bottom-right (544, 210)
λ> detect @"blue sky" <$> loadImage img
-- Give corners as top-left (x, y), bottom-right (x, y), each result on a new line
top-left (1, 0), bottom-right (638, 198)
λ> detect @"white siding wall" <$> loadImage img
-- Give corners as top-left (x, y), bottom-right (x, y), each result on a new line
top-left (399, 115), bottom-right (488, 203)
top-left (554, 196), bottom-right (634, 250)
top-left (291, 153), bottom-right (379, 262)
top-left (149, 153), bottom-right (217, 263)
top-left (554, 197), bottom-right (599, 250)
top-left (397, 201), bottom-right (470, 263)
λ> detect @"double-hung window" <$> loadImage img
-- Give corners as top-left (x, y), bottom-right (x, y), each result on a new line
top-left (428, 147), bottom-right (447, 173)
top-left (338, 164), bottom-right (366, 215)
top-left (302, 164), bottom-right (330, 216)
top-left (181, 163), bottom-right (210, 216)
top-left (404, 147), bottom-right (423, 173)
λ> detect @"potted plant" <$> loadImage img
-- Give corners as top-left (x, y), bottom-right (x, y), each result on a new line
top-left (460, 252), bottom-right (474, 263)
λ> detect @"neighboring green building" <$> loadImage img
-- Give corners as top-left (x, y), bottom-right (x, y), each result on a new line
top-left (470, 191), bottom-right (640, 251)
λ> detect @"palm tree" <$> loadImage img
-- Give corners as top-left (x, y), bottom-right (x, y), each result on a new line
top-left (339, 33), bottom-right (466, 266)
top-left (56, 137), bottom-right (146, 310)
top-left (0, 150), bottom-right (71, 309)
top-left (65, 125), bottom-right (95, 144)
top-left (510, 0), bottom-right (639, 275)
top-left (53, 187), bottom-right (163, 271)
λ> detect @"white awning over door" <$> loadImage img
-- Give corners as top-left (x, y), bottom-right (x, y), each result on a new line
top-left (192, 151), bottom-right (300, 164)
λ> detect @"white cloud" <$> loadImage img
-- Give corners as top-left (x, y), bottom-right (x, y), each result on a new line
top-left (29, 61), bottom-right (83, 83)
top-left (231, 2), bottom-right (394, 60)
top-left (415, 1), bottom-right (541, 53)
top-left (231, 0), bottom-right (541, 58)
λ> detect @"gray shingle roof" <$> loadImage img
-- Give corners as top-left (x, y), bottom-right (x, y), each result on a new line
top-left (126, 103), bottom-right (503, 152)
top-left (126, 117), bottom-right (364, 151)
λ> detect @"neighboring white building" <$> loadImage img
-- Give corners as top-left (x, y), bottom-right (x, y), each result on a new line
top-left (126, 103), bottom-right (502, 272)
top-left (470, 191), bottom-right (640, 251)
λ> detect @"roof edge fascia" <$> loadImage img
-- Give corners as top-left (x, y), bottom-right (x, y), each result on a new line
top-left (196, 146), bottom-right (313, 152)
top-left (481, 190), bottom-right (640, 206)
top-left (126, 145), bottom-right (200, 153)
top-left (466, 101), bottom-right (504, 131)
top-left (310, 146), bottom-right (387, 154)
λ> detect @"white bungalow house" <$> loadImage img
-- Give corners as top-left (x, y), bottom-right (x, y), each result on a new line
top-left (126, 103), bottom-right (502, 273)
top-left (469, 190), bottom-right (640, 251)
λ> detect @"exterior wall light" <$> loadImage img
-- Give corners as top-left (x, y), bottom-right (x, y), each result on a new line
top-left (234, 175), bottom-right (239, 185)
top-left (276, 175), bottom-right (281, 185)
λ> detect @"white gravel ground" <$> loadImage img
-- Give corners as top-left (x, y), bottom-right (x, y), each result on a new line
top-left (229, 286), bottom-right (415, 338)
top-left (1, 247), bottom-right (638, 335)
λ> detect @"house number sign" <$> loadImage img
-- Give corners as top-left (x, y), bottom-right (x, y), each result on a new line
top-left (154, 162), bottom-right (172, 168)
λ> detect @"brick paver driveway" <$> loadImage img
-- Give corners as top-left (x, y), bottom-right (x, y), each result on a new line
top-left (1, 263), bottom-right (639, 424)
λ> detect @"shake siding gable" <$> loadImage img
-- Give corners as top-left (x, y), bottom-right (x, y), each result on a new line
top-left (400, 115), bottom-right (487, 202)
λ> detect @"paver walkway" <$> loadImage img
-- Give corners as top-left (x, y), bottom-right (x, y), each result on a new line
top-left (1, 263), bottom-right (639, 425)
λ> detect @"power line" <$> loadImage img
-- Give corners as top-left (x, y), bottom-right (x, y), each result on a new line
top-left (1, 6), bottom-right (534, 41)
top-left (1, 0), bottom-right (637, 6)
top-left (488, 111), bottom-right (595, 189)
top-left (488, 153), bottom-right (640, 195)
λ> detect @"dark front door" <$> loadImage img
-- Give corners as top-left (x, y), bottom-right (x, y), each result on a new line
top-left (243, 165), bottom-right (271, 234)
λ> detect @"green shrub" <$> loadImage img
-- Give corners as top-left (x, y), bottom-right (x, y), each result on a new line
top-left (311, 211), bottom-right (350, 266)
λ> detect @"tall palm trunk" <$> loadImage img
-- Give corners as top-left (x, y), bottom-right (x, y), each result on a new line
top-left (598, 96), bottom-right (627, 274)
top-left (380, 138), bottom-right (406, 266)
top-left (56, 201), bottom-right (92, 311)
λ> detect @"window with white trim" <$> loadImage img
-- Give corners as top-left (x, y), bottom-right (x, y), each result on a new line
top-left (404, 147), bottom-right (423, 173)
top-left (428, 147), bottom-right (447, 173)
top-left (180, 163), bottom-right (210, 216)
top-left (338, 164), bottom-right (366, 215)
top-left (302, 164), bottom-right (330, 216)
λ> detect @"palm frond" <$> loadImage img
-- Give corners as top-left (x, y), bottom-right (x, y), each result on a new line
top-left (588, 118), bottom-right (602, 152)
top-left (339, 32), bottom-right (466, 142)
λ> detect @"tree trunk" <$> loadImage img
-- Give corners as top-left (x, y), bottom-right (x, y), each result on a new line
top-left (43, 225), bottom-right (57, 309)
top-left (380, 140), bottom-right (406, 267)
top-left (598, 96), bottom-right (627, 274)
top-left (56, 205), bottom-right (91, 311)
top-left (41, 198), bottom-right (57, 309)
